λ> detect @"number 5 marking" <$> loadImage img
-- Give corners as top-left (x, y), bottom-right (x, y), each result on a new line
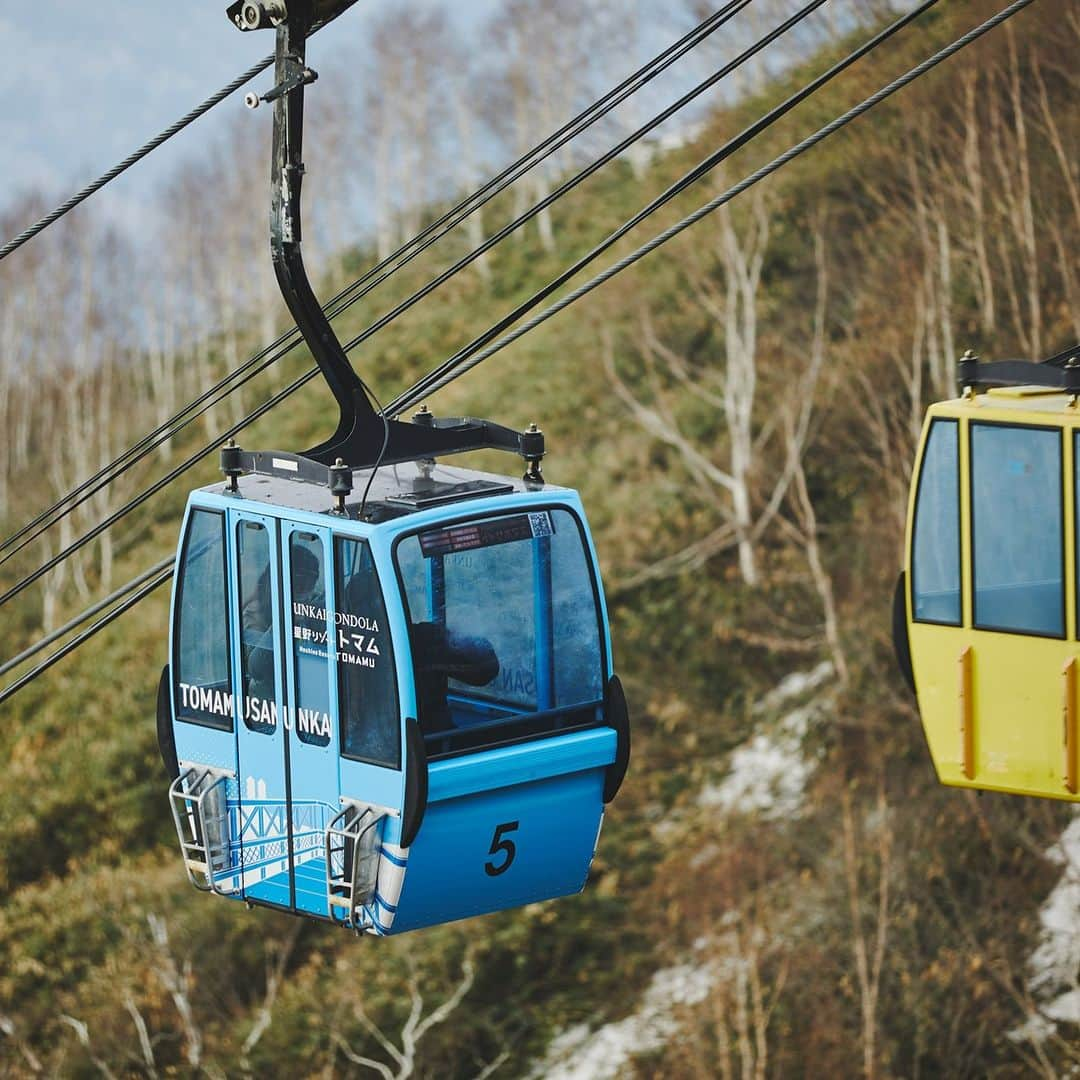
top-left (484, 821), bottom-right (519, 877)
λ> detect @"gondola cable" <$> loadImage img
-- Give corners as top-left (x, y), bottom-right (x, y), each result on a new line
top-left (322, 0), bottom-right (822, 374)
top-left (0, 556), bottom-right (174, 683)
top-left (393, 0), bottom-right (947, 412)
top-left (0, 0), bottom-right (815, 603)
top-left (0, 0), bottom-right (1032, 703)
top-left (0, 566), bottom-right (173, 709)
top-left (0, 54), bottom-right (274, 262)
top-left (0, 8), bottom-right (354, 263)
top-left (0, 0), bottom-right (1049, 942)
top-left (0, 1), bottom-right (748, 565)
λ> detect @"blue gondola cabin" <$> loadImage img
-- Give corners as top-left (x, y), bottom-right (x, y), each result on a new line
top-left (160, 455), bottom-right (629, 934)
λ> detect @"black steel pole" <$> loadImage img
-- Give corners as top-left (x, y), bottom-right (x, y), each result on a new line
top-left (268, 6), bottom-right (381, 463)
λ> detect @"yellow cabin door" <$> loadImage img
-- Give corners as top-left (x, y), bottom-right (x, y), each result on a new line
top-left (910, 414), bottom-right (1079, 800)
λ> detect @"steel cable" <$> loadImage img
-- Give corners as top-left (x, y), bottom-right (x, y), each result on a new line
top-left (393, 0), bottom-right (942, 411)
top-left (0, 556), bottom-right (173, 681)
top-left (394, 0), bottom-right (1035, 408)
top-left (0, 567), bottom-right (173, 708)
top-left (0, 2), bottom-right (745, 566)
top-left (0, 54), bottom-right (275, 262)
top-left (0, 0), bottom-right (897, 613)
top-left (0, 0), bottom-right (788, 606)
top-left (0, 9), bottom-right (353, 263)
top-left (0, 0), bottom-right (1034, 704)
top-left (336, 0), bottom-right (818, 360)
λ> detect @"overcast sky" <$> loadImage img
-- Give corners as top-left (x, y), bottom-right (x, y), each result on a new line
top-left (0, 1), bottom-right (499, 221)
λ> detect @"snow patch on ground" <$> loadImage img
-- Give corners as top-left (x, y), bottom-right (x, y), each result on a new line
top-left (531, 960), bottom-right (717, 1080)
top-left (755, 660), bottom-right (834, 714)
top-left (696, 705), bottom-right (817, 819)
top-left (1010, 812), bottom-right (1080, 1044)
top-left (533, 927), bottom-right (774, 1079)
top-left (697, 660), bottom-right (833, 820)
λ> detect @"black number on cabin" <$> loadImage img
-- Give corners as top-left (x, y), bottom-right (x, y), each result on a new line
top-left (484, 821), bottom-right (519, 877)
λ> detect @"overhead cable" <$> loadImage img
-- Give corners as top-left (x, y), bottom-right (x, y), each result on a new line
top-left (0, 565), bottom-right (173, 709)
top-left (0, 0), bottom-right (1035, 704)
top-left (0, 55), bottom-right (273, 262)
top-left (336, 0), bottom-right (822, 360)
top-left (0, 0), bottom-right (908, 612)
top-left (0, 2), bottom-right (746, 565)
top-left (0, 10), bottom-right (353, 263)
top-left (0, 0), bottom-right (794, 604)
top-left (395, 0), bottom-right (1034, 406)
top-left (392, 0), bottom-right (943, 411)
top-left (0, 556), bottom-right (173, 681)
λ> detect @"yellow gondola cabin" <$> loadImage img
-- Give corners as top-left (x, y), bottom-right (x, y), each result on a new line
top-left (895, 350), bottom-right (1080, 800)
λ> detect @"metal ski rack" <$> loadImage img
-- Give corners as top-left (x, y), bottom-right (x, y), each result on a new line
top-left (324, 799), bottom-right (390, 930)
top-left (168, 765), bottom-right (237, 896)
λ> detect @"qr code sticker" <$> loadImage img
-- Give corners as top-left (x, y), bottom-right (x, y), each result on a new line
top-left (529, 511), bottom-right (553, 538)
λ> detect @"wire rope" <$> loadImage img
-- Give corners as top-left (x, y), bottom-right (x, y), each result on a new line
top-left (0, 556), bottom-right (173, 681)
top-left (396, 0), bottom-right (1035, 407)
top-left (0, 8), bottom-right (353, 262)
top-left (0, 566), bottom-right (173, 709)
top-left (393, 0), bottom-right (943, 411)
top-left (0, 2), bottom-right (746, 564)
top-left (0, 0), bottom-right (1035, 704)
top-left (0, 0), bottom-right (793, 603)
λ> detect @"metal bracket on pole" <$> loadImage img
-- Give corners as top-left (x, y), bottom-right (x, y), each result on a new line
top-left (244, 55), bottom-right (317, 109)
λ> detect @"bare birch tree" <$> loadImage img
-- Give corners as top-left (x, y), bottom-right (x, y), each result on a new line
top-left (841, 785), bottom-right (892, 1080)
top-left (333, 950), bottom-right (476, 1080)
top-left (605, 183), bottom-right (835, 592)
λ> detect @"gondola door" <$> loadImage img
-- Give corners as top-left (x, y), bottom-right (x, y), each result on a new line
top-left (964, 418), bottom-right (1071, 797)
top-left (230, 512), bottom-right (292, 908)
top-left (281, 524), bottom-right (340, 917)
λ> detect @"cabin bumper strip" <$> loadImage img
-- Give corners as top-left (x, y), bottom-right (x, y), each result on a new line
top-left (959, 646), bottom-right (975, 780)
top-left (1065, 658), bottom-right (1078, 794)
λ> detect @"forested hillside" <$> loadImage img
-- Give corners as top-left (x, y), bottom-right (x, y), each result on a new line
top-left (1, 0), bottom-right (1078, 1075)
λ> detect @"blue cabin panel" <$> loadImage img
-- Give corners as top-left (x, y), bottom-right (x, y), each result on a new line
top-left (281, 523), bottom-right (340, 917)
top-left (388, 728), bottom-right (616, 933)
top-left (335, 534), bottom-right (407, 813)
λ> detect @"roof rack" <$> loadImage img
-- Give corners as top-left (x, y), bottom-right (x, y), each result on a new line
top-left (220, 408), bottom-right (546, 511)
top-left (957, 348), bottom-right (1080, 396)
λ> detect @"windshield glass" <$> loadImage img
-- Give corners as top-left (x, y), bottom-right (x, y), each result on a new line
top-left (395, 508), bottom-right (604, 747)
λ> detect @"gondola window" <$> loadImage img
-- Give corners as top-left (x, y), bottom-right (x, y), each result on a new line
top-left (971, 423), bottom-right (1063, 636)
top-left (912, 419), bottom-right (961, 625)
top-left (174, 510), bottom-right (232, 730)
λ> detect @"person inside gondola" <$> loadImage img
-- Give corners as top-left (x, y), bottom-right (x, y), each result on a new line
top-left (239, 548), bottom-right (323, 710)
top-left (410, 621), bottom-right (499, 734)
top-left (240, 563), bottom-right (275, 707)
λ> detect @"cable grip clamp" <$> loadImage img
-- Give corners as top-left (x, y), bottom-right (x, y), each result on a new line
top-left (245, 55), bottom-right (318, 109)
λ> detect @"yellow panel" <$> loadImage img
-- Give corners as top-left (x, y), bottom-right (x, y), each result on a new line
top-left (912, 628), bottom-right (1079, 798)
top-left (930, 393), bottom-right (1078, 420)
